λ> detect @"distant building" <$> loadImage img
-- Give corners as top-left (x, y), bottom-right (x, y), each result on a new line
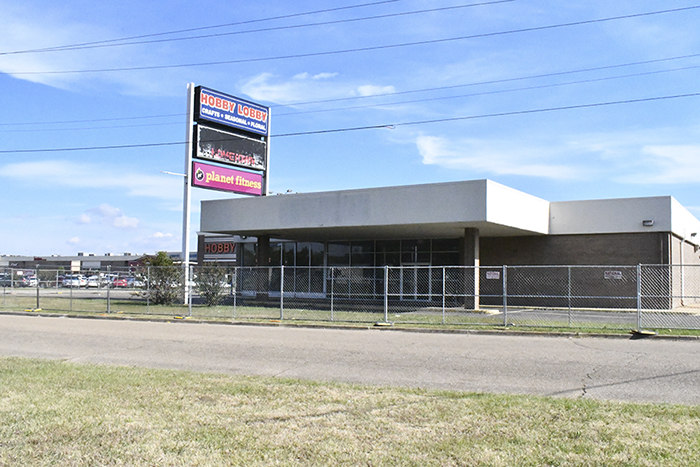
top-left (0, 253), bottom-right (146, 272)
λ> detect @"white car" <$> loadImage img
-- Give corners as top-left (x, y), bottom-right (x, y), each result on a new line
top-left (86, 276), bottom-right (102, 288)
top-left (63, 274), bottom-right (87, 288)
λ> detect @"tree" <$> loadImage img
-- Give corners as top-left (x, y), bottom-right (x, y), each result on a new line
top-left (141, 252), bottom-right (181, 305)
top-left (194, 263), bottom-right (228, 307)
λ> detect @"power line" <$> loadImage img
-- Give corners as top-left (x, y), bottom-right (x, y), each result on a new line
top-left (10, 5), bottom-right (700, 76)
top-left (275, 64), bottom-right (700, 117)
top-left (275, 92), bottom-right (700, 136)
top-left (0, 113), bottom-right (183, 127)
top-left (2, 91), bottom-right (698, 153)
top-left (2, 51), bottom-right (699, 129)
top-left (4, 62), bottom-right (698, 134)
top-left (0, 0), bottom-right (407, 56)
top-left (272, 52), bottom-right (700, 108)
top-left (0, 1), bottom-right (516, 55)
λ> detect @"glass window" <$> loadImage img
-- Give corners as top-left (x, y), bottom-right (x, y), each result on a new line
top-left (376, 240), bottom-right (400, 253)
top-left (310, 242), bottom-right (325, 266)
top-left (241, 243), bottom-right (256, 266)
top-left (283, 243), bottom-right (295, 266)
top-left (377, 252), bottom-right (400, 266)
top-left (431, 252), bottom-right (460, 266)
top-left (432, 238), bottom-right (459, 252)
top-left (327, 242), bottom-right (350, 266)
top-left (297, 243), bottom-right (311, 268)
top-left (351, 253), bottom-right (374, 267)
top-left (402, 239), bottom-right (430, 253)
top-left (268, 242), bottom-right (282, 266)
top-left (351, 241), bottom-right (375, 254)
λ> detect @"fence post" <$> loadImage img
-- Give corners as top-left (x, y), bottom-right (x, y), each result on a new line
top-left (144, 266), bottom-right (149, 313)
top-left (36, 283), bottom-right (40, 310)
top-left (280, 265), bottom-right (285, 320)
top-left (106, 265), bottom-right (112, 314)
top-left (503, 265), bottom-right (508, 327)
top-left (384, 266), bottom-right (389, 323)
top-left (188, 264), bottom-right (193, 317)
top-left (232, 267), bottom-right (237, 319)
top-left (637, 264), bottom-right (642, 330)
top-left (330, 267), bottom-right (334, 322)
top-left (442, 267), bottom-right (446, 325)
top-left (568, 266), bottom-right (572, 327)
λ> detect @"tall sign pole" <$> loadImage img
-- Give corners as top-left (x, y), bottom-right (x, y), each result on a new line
top-left (264, 109), bottom-right (271, 195)
top-left (182, 83), bottom-right (195, 302)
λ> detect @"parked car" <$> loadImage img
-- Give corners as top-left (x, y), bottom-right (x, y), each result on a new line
top-left (86, 276), bottom-right (102, 288)
top-left (62, 274), bottom-right (87, 288)
top-left (0, 273), bottom-right (12, 287)
top-left (125, 276), bottom-right (145, 288)
top-left (112, 277), bottom-right (128, 288)
top-left (18, 276), bottom-right (38, 287)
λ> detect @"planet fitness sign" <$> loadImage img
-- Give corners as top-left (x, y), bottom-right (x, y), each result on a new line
top-left (195, 86), bottom-right (269, 136)
top-left (192, 161), bottom-right (263, 196)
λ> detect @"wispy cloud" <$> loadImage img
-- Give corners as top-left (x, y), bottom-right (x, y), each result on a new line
top-left (0, 160), bottom-right (181, 199)
top-left (615, 145), bottom-right (700, 184)
top-left (80, 204), bottom-right (139, 229)
top-left (240, 72), bottom-right (396, 105)
top-left (415, 134), bottom-right (586, 179)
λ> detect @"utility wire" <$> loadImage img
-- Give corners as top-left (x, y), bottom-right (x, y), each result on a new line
top-left (275, 92), bottom-right (700, 136)
top-left (2, 51), bottom-right (700, 128)
top-left (9, 5), bottom-right (700, 75)
top-left (2, 91), bottom-right (698, 153)
top-left (274, 52), bottom-right (700, 107)
top-left (275, 63), bottom-right (700, 116)
top-left (4, 62), bottom-right (698, 133)
top-left (0, 0), bottom-right (407, 56)
top-left (0, 1), bottom-right (516, 55)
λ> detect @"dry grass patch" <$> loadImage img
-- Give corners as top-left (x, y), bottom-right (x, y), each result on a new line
top-left (1, 357), bottom-right (699, 466)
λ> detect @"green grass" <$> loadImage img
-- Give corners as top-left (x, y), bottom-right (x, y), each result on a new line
top-left (3, 291), bottom-right (700, 336)
top-left (1, 357), bottom-right (699, 466)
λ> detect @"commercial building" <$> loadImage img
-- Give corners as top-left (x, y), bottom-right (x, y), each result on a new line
top-left (199, 179), bottom-right (700, 270)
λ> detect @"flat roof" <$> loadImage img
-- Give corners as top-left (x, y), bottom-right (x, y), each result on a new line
top-left (201, 180), bottom-right (548, 240)
top-left (200, 179), bottom-right (700, 242)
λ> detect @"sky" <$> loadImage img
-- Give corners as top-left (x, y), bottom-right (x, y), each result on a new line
top-left (1, 0), bottom-right (700, 257)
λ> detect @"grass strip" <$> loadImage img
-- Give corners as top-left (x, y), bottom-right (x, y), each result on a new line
top-left (1, 357), bottom-right (699, 466)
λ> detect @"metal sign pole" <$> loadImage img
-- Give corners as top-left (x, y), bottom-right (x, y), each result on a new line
top-left (182, 83), bottom-right (195, 303)
top-left (264, 108), bottom-right (271, 196)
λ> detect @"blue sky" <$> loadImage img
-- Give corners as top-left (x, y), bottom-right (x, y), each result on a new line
top-left (1, 0), bottom-right (699, 256)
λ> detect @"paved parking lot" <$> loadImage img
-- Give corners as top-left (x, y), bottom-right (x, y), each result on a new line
top-left (0, 314), bottom-right (698, 405)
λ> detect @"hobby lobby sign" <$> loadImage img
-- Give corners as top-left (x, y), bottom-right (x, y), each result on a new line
top-left (195, 86), bottom-right (270, 136)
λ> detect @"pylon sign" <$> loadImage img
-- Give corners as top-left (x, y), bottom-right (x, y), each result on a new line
top-left (189, 85), bottom-right (270, 197)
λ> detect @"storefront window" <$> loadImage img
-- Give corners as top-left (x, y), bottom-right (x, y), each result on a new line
top-left (351, 241), bottom-right (375, 266)
top-left (327, 242), bottom-right (350, 266)
top-left (241, 243), bottom-right (256, 266)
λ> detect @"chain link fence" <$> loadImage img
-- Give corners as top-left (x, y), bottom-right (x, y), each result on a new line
top-left (2, 264), bottom-right (700, 330)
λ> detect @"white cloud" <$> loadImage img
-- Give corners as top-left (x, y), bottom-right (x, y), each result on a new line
top-left (67, 237), bottom-right (80, 245)
top-left (614, 145), bottom-right (700, 184)
top-left (357, 85), bottom-right (396, 97)
top-left (312, 72), bottom-right (338, 80)
top-left (415, 135), bottom-right (585, 179)
top-left (240, 72), bottom-right (395, 105)
top-left (0, 160), bottom-right (181, 200)
top-left (82, 204), bottom-right (139, 229)
top-left (241, 72), bottom-right (344, 104)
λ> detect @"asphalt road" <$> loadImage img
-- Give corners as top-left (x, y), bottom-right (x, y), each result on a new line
top-left (1, 314), bottom-right (698, 405)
